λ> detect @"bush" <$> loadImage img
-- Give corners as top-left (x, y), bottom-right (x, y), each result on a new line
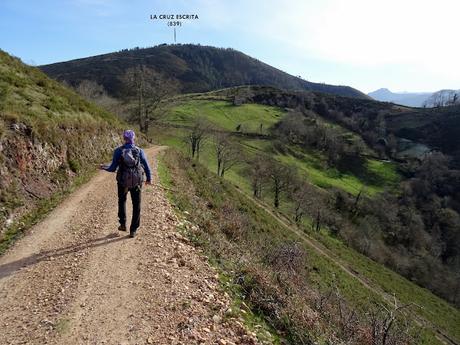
top-left (219, 202), bottom-right (250, 240)
top-left (68, 158), bottom-right (80, 173)
top-left (266, 241), bottom-right (307, 275)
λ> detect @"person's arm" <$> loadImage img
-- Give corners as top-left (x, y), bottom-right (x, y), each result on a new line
top-left (101, 148), bottom-right (121, 172)
top-left (140, 149), bottom-right (152, 183)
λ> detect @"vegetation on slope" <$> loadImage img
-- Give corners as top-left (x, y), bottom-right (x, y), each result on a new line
top-left (158, 96), bottom-right (400, 197)
top-left (150, 90), bottom-right (459, 340)
top-left (159, 148), bottom-right (458, 345)
top-left (0, 50), bottom-right (127, 251)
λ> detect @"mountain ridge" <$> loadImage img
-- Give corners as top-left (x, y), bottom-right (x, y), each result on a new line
top-left (368, 88), bottom-right (432, 107)
top-left (368, 87), bottom-right (460, 107)
top-left (39, 44), bottom-right (369, 100)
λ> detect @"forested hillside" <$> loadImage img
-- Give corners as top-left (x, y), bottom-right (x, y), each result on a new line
top-left (39, 44), bottom-right (369, 99)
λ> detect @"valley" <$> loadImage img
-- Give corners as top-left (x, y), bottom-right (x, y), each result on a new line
top-left (152, 91), bottom-right (460, 344)
top-left (1, 42), bottom-right (459, 345)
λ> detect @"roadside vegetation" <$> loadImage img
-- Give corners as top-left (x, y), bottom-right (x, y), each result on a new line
top-left (0, 50), bottom-right (129, 252)
top-left (151, 90), bottom-right (459, 344)
top-left (159, 148), bottom-right (453, 344)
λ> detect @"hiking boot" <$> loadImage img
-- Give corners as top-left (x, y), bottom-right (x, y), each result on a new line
top-left (129, 231), bottom-right (136, 238)
top-left (118, 224), bottom-right (127, 231)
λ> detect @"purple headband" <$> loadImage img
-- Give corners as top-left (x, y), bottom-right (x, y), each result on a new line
top-left (123, 130), bottom-right (135, 144)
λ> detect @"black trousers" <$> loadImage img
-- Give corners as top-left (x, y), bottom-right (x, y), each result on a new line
top-left (117, 184), bottom-right (142, 232)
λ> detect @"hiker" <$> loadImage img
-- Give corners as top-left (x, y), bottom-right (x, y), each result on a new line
top-left (100, 130), bottom-right (151, 238)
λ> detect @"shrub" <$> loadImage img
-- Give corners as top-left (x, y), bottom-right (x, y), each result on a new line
top-left (266, 241), bottom-right (307, 275)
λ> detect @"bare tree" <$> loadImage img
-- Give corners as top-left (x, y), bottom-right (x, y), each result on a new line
top-left (122, 65), bottom-right (179, 133)
top-left (186, 119), bottom-right (209, 160)
top-left (424, 90), bottom-right (460, 107)
top-left (214, 133), bottom-right (240, 177)
top-left (268, 160), bottom-right (296, 208)
top-left (291, 181), bottom-right (314, 224)
top-left (367, 298), bottom-right (415, 345)
top-left (75, 80), bottom-right (121, 116)
top-left (248, 156), bottom-right (270, 198)
top-left (232, 85), bottom-right (254, 106)
top-left (76, 80), bottom-right (105, 100)
top-left (267, 241), bottom-right (307, 274)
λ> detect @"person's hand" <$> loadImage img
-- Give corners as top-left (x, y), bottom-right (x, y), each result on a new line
top-left (145, 180), bottom-right (152, 186)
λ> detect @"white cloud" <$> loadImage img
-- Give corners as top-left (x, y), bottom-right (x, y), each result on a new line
top-left (197, 0), bottom-right (459, 88)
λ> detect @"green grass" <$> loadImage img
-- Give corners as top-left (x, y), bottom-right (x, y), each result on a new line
top-left (153, 99), bottom-right (457, 343)
top-left (165, 99), bottom-right (285, 134)
top-left (0, 50), bottom-right (127, 252)
top-left (158, 149), bottom-right (444, 345)
top-left (197, 139), bottom-right (456, 342)
top-left (159, 98), bottom-right (400, 197)
top-left (158, 151), bottom-right (282, 343)
top-left (153, 135), bottom-right (454, 343)
top-left (366, 159), bottom-right (400, 185)
top-left (311, 228), bottom-right (460, 343)
top-left (275, 149), bottom-right (399, 196)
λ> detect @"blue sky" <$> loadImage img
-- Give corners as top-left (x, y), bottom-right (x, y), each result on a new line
top-left (1, 0), bottom-right (459, 93)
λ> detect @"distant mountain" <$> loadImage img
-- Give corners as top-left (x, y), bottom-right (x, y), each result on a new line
top-left (40, 44), bottom-right (369, 100)
top-left (368, 88), bottom-right (432, 107)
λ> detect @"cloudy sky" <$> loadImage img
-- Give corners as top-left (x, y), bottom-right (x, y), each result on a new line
top-left (1, 0), bottom-right (459, 93)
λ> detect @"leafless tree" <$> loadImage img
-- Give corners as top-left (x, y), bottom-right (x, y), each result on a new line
top-left (122, 65), bottom-right (179, 133)
top-left (268, 160), bottom-right (296, 208)
top-left (248, 156), bottom-right (270, 198)
top-left (424, 90), bottom-right (460, 107)
top-left (76, 80), bottom-right (105, 100)
top-left (232, 85), bottom-right (254, 106)
top-left (74, 80), bottom-right (124, 117)
top-left (367, 298), bottom-right (415, 345)
top-left (186, 119), bottom-right (209, 160)
top-left (291, 181), bottom-right (314, 224)
top-left (267, 241), bottom-right (307, 274)
top-left (323, 127), bottom-right (345, 165)
top-left (214, 133), bottom-right (240, 177)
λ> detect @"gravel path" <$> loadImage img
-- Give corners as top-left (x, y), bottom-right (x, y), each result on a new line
top-left (0, 146), bottom-right (261, 345)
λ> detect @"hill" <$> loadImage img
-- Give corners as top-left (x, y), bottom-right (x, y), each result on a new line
top-left (157, 137), bottom-right (460, 344)
top-left (0, 50), bottom-right (125, 252)
top-left (39, 44), bottom-right (369, 99)
top-left (368, 88), bottom-right (431, 107)
top-left (146, 86), bottom-right (460, 342)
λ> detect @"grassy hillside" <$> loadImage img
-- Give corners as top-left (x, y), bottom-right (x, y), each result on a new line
top-left (151, 92), bottom-right (459, 344)
top-left (0, 50), bottom-right (127, 252)
top-left (158, 96), bottom-right (399, 197)
top-left (166, 99), bottom-right (284, 134)
top-left (39, 44), bottom-right (369, 99)
top-left (159, 148), bottom-right (459, 345)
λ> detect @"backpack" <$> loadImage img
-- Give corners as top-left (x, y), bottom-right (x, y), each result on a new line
top-left (117, 146), bottom-right (144, 189)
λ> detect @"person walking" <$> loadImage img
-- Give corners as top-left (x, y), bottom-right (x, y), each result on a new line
top-left (100, 130), bottom-right (151, 238)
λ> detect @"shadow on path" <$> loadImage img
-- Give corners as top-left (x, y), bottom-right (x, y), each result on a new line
top-left (0, 233), bottom-right (129, 280)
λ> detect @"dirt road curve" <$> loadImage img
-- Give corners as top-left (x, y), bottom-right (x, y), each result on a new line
top-left (0, 147), bottom-right (261, 345)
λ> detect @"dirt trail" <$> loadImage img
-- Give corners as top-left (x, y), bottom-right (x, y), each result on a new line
top-left (0, 147), bottom-right (261, 345)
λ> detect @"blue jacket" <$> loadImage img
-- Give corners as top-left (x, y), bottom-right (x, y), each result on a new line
top-left (104, 144), bottom-right (152, 182)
